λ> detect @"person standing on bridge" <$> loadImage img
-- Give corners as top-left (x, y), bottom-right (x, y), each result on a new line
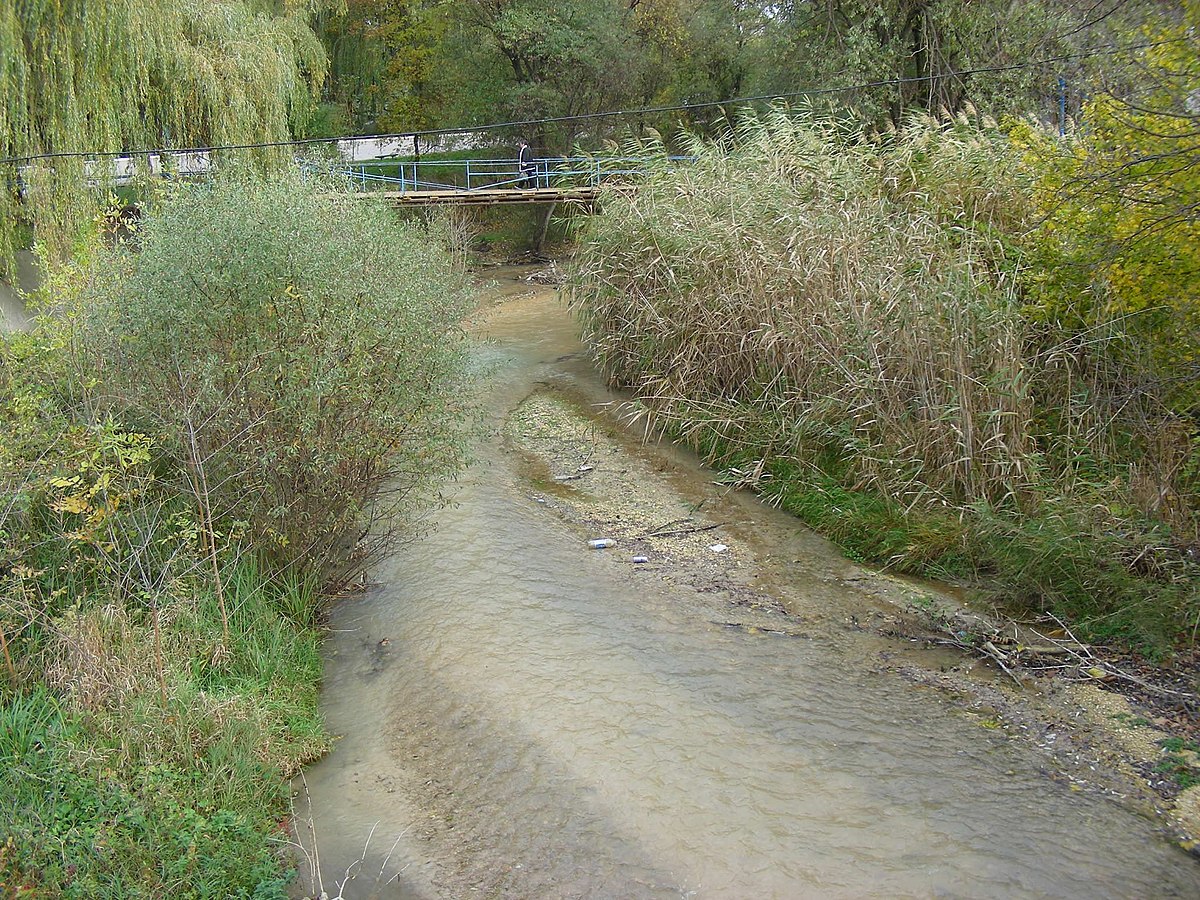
top-left (518, 140), bottom-right (537, 189)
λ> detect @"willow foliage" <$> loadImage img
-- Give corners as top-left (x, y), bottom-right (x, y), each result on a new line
top-left (0, 0), bottom-right (337, 269)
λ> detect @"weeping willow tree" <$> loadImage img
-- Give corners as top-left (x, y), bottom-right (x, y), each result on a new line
top-left (0, 0), bottom-right (337, 270)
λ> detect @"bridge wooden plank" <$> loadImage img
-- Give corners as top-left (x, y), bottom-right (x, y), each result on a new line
top-left (371, 186), bottom-right (609, 206)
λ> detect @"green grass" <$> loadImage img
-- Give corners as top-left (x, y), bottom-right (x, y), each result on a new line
top-left (689, 421), bottom-right (1198, 655)
top-left (351, 149), bottom-right (514, 190)
top-left (1155, 756), bottom-right (1200, 791)
top-left (0, 561), bottom-right (330, 898)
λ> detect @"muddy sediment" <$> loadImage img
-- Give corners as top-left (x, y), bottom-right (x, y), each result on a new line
top-left (505, 382), bottom-right (1200, 850)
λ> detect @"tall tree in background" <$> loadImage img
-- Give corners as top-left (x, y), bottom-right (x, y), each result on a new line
top-left (316, 1), bottom-right (1176, 151)
top-left (1019, 4), bottom-right (1200, 416)
top-left (665, 1), bottom-right (774, 117)
top-left (321, 0), bottom-right (705, 149)
top-left (316, 0), bottom-right (447, 133)
top-left (0, 0), bottom-right (333, 269)
top-left (763, 1), bottom-right (1037, 122)
top-left (434, 0), bottom-right (649, 149)
top-left (761, 0), bottom-right (1170, 125)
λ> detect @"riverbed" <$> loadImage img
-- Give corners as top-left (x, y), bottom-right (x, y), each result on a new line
top-left (292, 268), bottom-right (1200, 899)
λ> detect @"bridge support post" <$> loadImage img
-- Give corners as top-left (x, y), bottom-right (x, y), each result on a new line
top-left (535, 200), bottom-right (557, 258)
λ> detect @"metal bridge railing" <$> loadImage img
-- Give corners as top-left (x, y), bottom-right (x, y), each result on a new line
top-left (334, 156), bottom-right (690, 194)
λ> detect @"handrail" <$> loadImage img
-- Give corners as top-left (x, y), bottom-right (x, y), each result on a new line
top-left (56, 153), bottom-right (689, 193)
top-left (335, 155), bottom-right (691, 195)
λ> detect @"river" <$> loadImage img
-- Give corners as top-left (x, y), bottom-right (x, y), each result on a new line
top-left (293, 269), bottom-right (1200, 899)
top-left (0, 250), bottom-right (39, 332)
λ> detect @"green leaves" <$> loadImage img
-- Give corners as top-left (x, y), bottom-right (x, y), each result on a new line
top-left (77, 169), bottom-right (474, 575)
top-left (1, 0), bottom-right (330, 270)
top-left (1020, 10), bottom-right (1200, 417)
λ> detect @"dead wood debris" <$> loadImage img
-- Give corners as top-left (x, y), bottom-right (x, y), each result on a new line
top-left (639, 517), bottom-right (726, 539)
top-left (896, 606), bottom-right (1199, 712)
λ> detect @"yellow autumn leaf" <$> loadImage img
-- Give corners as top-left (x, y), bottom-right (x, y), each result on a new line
top-left (89, 471), bottom-right (113, 497)
top-left (50, 495), bottom-right (91, 515)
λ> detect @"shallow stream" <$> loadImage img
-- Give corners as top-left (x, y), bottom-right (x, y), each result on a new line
top-left (294, 270), bottom-right (1200, 899)
top-left (0, 250), bottom-right (37, 332)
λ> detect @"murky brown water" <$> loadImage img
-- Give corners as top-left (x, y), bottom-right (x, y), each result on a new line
top-left (0, 250), bottom-right (38, 332)
top-left (294, 269), bottom-right (1200, 899)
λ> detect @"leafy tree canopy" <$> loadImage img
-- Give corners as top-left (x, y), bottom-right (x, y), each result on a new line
top-left (1016, 3), bottom-right (1200, 414)
top-left (0, 0), bottom-right (338, 268)
top-left (318, 1), bottom-right (1178, 149)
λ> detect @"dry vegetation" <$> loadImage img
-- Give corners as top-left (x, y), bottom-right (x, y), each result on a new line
top-left (568, 110), bottom-right (1199, 651)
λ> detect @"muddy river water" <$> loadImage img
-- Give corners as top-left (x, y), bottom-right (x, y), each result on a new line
top-left (0, 250), bottom-right (37, 332)
top-left (294, 270), bottom-right (1200, 899)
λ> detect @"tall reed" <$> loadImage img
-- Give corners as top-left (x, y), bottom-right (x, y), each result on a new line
top-left (570, 111), bottom-right (1038, 510)
top-left (568, 110), bottom-right (1199, 648)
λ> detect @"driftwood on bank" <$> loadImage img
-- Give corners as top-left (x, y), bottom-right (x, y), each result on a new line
top-left (909, 606), bottom-right (1199, 710)
top-left (639, 516), bottom-right (727, 539)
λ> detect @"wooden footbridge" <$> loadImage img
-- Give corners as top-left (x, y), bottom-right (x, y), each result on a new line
top-left (375, 185), bottom-right (605, 207)
top-left (336, 155), bottom-right (675, 207)
top-left (65, 153), bottom-right (672, 207)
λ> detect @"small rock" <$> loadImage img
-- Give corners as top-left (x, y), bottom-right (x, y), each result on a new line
top-left (709, 543), bottom-right (729, 553)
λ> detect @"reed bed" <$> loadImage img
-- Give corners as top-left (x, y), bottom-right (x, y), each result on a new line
top-left (567, 111), bottom-right (1199, 649)
top-left (571, 111), bottom-right (1037, 510)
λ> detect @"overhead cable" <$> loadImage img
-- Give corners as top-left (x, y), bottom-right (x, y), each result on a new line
top-left (0, 36), bottom-right (1188, 166)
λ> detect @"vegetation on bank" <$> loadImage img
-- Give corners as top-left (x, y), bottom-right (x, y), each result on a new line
top-left (0, 0), bottom-right (340, 271)
top-left (316, 0), bottom-right (1160, 149)
top-left (0, 172), bottom-right (473, 897)
top-left (568, 98), bottom-right (1199, 653)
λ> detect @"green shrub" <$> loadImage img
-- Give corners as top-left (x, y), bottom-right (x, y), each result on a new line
top-left (76, 169), bottom-right (474, 577)
top-left (0, 166), bottom-right (475, 893)
top-left (1007, 20), bottom-right (1200, 534)
top-left (0, 561), bottom-right (330, 899)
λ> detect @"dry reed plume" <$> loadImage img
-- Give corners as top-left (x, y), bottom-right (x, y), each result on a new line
top-left (569, 110), bottom-right (1039, 511)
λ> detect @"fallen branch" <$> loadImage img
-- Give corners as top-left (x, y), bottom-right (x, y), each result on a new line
top-left (1029, 615), bottom-right (1198, 707)
top-left (553, 463), bottom-right (595, 482)
top-left (712, 621), bottom-right (807, 638)
top-left (982, 639), bottom-right (1025, 687)
top-left (928, 637), bottom-right (1025, 687)
top-left (641, 521), bottom-right (726, 539)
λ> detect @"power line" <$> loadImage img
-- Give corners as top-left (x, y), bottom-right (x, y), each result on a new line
top-left (0, 35), bottom-right (1188, 167)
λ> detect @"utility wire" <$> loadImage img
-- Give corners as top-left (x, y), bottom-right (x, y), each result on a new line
top-left (0, 35), bottom-right (1188, 167)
